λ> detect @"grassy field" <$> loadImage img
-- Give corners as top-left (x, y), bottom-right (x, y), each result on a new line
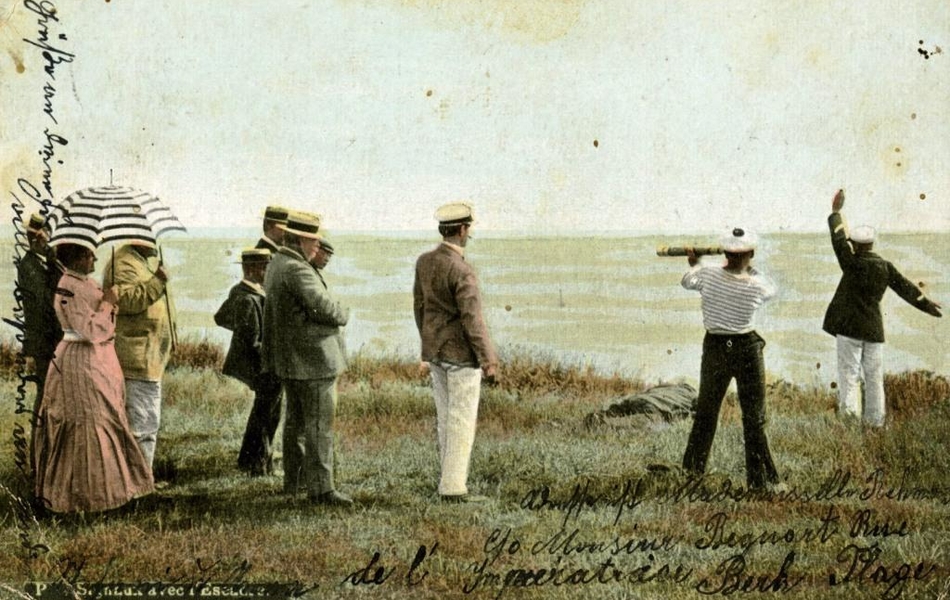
top-left (0, 341), bottom-right (949, 599)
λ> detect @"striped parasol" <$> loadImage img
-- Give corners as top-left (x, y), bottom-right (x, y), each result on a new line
top-left (48, 185), bottom-right (186, 249)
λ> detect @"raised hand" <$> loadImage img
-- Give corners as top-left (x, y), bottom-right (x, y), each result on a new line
top-left (832, 189), bottom-right (845, 213)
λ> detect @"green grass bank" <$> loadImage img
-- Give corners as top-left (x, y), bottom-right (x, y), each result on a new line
top-left (0, 339), bottom-right (949, 599)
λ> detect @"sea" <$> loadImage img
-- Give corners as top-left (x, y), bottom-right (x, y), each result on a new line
top-left (2, 229), bottom-right (947, 388)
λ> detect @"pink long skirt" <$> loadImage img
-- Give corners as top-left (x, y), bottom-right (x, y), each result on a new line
top-left (33, 340), bottom-right (154, 513)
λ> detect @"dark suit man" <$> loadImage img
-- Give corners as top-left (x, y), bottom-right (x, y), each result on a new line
top-left (215, 248), bottom-right (282, 476)
top-left (413, 201), bottom-right (498, 503)
top-left (17, 213), bottom-right (63, 472)
top-left (823, 189), bottom-right (942, 426)
top-left (256, 206), bottom-right (289, 253)
top-left (262, 212), bottom-right (352, 506)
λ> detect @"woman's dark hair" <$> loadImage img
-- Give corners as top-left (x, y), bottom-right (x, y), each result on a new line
top-left (54, 243), bottom-right (92, 269)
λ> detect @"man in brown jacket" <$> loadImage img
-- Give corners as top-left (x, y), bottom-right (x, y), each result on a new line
top-left (413, 201), bottom-right (498, 503)
top-left (103, 243), bottom-right (172, 469)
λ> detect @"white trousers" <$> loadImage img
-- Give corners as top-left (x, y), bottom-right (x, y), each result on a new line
top-left (429, 362), bottom-right (481, 496)
top-left (126, 379), bottom-right (162, 468)
top-left (835, 335), bottom-right (885, 427)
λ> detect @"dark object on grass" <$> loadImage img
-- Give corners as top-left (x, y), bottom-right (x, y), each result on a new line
top-left (585, 383), bottom-right (697, 430)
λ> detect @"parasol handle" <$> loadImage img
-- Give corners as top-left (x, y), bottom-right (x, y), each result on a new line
top-left (158, 246), bottom-right (179, 351)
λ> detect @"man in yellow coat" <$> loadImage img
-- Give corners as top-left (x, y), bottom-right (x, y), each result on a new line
top-left (103, 243), bottom-right (172, 469)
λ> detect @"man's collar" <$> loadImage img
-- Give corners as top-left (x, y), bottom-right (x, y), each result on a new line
top-left (278, 246), bottom-right (307, 262)
top-left (259, 235), bottom-right (280, 251)
top-left (441, 240), bottom-right (465, 257)
top-left (241, 279), bottom-right (265, 296)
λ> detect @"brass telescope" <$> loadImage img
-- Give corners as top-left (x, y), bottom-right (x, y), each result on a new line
top-left (655, 245), bottom-right (723, 257)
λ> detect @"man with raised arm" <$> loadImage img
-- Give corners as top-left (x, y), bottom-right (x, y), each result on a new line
top-left (823, 189), bottom-right (942, 427)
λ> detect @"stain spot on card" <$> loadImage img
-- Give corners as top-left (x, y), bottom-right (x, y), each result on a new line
top-left (917, 40), bottom-right (943, 60)
top-left (426, 89), bottom-right (433, 97)
top-left (919, 193), bottom-right (926, 200)
top-left (592, 139), bottom-right (599, 148)
top-left (9, 50), bottom-right (25, 74)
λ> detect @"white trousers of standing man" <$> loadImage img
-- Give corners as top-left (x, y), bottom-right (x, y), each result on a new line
top-left (429, 361), bottom-right (482, 496)
top-left (125, 378), bottom-right (163, 468)
top-left (835, 335), bottom-right (885, 427)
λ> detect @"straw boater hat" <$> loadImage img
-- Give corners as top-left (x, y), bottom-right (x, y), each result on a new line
top-left (236, 248), bottom-right (271, 264)
top-left (721, 227), bottom-right (758, 253)
top-left (263, 206), bottom-right (290, 224)
top-left (434, 201), bottom-right (474, 225)
top-left (850, 225), bottom-right (876, 244)
top-left (279, 211), bottom-right (322, 239)
top-left (26, 213), bottom-right (48, 234)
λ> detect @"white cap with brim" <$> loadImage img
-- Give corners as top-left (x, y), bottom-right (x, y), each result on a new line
top-left (434, 201), bottom-right (474, 225)
top-left (850, 225), bottom-right (876, 244)
top-left (721, 227), bottom-right (757, 253)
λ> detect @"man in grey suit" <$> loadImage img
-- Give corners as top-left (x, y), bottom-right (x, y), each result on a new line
top-left (262, 211), bottom-right (352, 506)
top-left (823, 189), bottom-right (942, 427)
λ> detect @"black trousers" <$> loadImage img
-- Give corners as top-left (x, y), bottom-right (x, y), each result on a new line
top-left (29, 353), bottom-right (53, 477)
top-left (682, 332), bottom-right (779, 489)
top-left (237, 374), bottom-right (283, 475)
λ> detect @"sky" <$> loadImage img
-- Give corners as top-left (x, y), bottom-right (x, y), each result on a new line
top-left (2, 0), bottom-right (948, 234)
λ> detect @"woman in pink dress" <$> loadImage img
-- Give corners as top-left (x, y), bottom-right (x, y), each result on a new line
top-left (34, 243), bottom-right (154, 513)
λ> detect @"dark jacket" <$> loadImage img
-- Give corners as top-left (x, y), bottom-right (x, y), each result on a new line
top-left (215, 280), bottom-right (266, 387)
top-left (413, 243), bottom-right (497, 368)
top-left (256, 236), bottom-right (280, 253)
top-left (261, 247), bottom-right (348, 380)
top-left (822, 212), bottom-right (937, 342)
top-left (16, 250), bottom-right (63, 360)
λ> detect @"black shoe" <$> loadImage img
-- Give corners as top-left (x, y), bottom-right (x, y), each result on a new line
top-left (312, 490), bottom-right (353, 507)
top-left (439, 493), bottom-right (488, 504)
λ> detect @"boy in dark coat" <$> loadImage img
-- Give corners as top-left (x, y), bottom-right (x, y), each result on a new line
top-left (215, 248), bottom-right (282, 475)
top-left (823, 189), bottom-right (942, 426)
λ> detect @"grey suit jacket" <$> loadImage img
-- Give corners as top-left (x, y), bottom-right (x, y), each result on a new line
top-left (262, 247), bottom-right (348, 380)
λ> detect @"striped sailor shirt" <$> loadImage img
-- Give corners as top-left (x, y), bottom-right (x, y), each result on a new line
top-left (681, 266), bottom-right (776, 334)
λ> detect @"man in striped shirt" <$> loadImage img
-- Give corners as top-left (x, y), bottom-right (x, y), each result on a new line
top-left (680, 228), bottom-right (780, 491)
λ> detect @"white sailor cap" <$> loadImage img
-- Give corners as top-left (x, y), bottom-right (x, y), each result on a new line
top-left (721, 227), bottom-right (758, 253)
top-left (434, 201), bottom-right (475, 225)
top-left (850, 225), bottom-right (876, 244)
